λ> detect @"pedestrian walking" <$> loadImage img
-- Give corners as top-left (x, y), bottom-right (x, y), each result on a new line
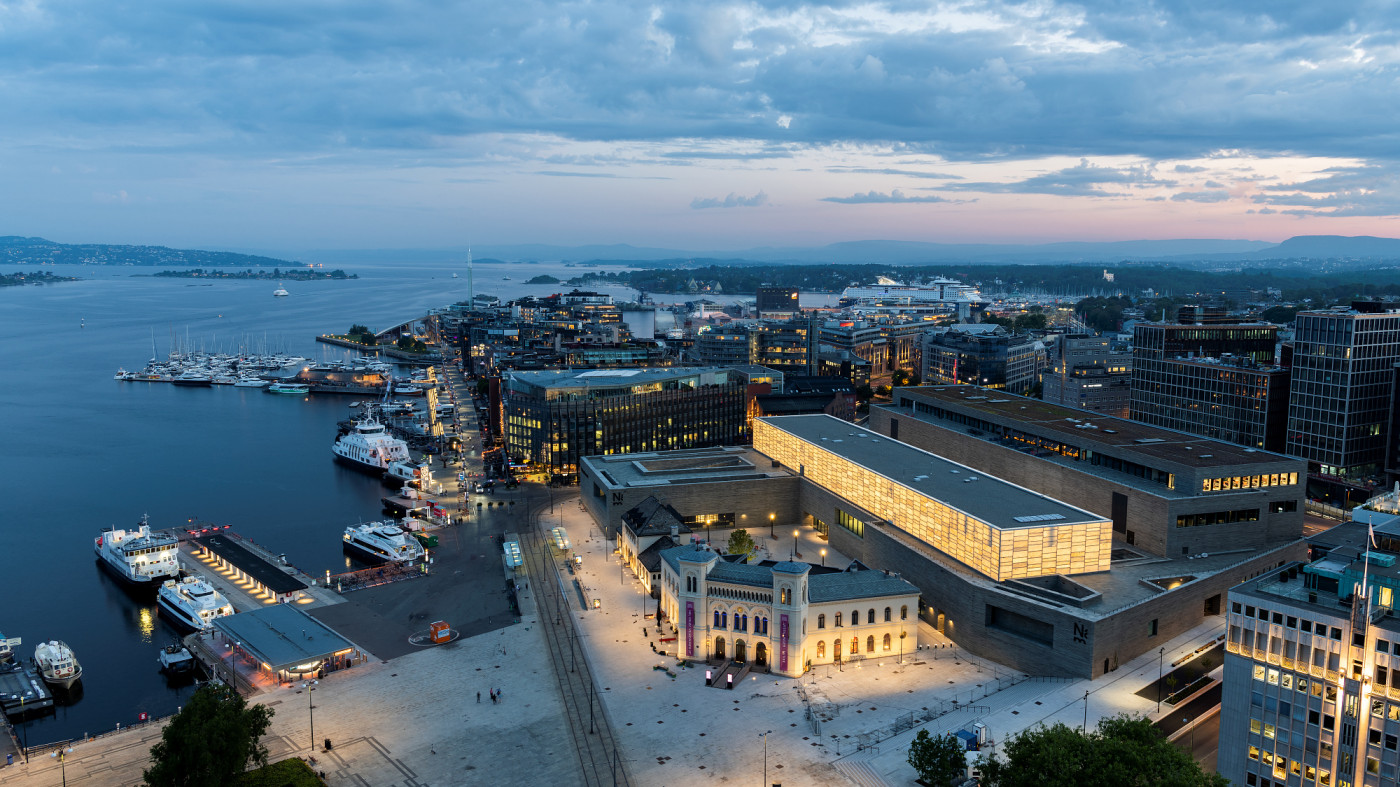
top-left (477, 691), bottom-right (481, 703)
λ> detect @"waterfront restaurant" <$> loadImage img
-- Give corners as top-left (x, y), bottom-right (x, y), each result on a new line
top-left (211, 604), bottom-right (366, 685)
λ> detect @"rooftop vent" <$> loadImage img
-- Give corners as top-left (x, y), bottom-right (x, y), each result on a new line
top-left (1013, 514), bottom-right (1067, 523)
top-left (1134, 438), bottom-right (1165, 444)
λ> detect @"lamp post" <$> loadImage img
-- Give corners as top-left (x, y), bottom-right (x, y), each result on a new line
top-left (761, 730), bottom-right (773, 787)
top-left (768, 513), bottom-right (775, 539)
top-left (792, 529), bottom-right (799, 560)
top-left (1157, 647), bottom-right (1165, 714)
top-left (820, 548), bottom-right (826, 567)
top-left (899, 630), bottom-right (906, 664)
top-left (50, 747), bottom-right (73, 787)
top-left (1184, 717), bottom-right (1195, 760)
top-left (1082, 690), bottom-right (1090, 733)
top-left (303, 680), bottom-right (318, 754)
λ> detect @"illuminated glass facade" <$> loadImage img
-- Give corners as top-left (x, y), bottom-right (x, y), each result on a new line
top-left (753, 418), bottom-right (1111, 581)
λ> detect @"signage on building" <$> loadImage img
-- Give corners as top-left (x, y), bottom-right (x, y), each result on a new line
top-left (686, 601), bottom-right (695, 657)
top-left (779, 614), bottom-right (789, 672)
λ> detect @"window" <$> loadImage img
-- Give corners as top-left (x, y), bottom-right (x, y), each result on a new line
top-left (818, 614), bottom-right (826, 629)
top-left (883, 633), bottom-right (891, 650)
top-left (868, 609), bottom-right (876, 625)
top-left (817, 641), bottom-right (825, 658)
top-left (714, 610), bottom-right (722, 627)
top-left (835, 613), bottom-right (842, 627)
top-left (836, 508), bottom-right (865, 538)
top-left (850, 636), bottom-right (859, 654)
top-left (867, 635), bottom-right (875, 652)
top-left (1150, 618), bottom-right (1158, 637)
top-left (884, 607), bottom-right (892, 622)
top-left (901, 605), bottom-right (908, 620)
top-left (852, 610), bottom-right (860, 626)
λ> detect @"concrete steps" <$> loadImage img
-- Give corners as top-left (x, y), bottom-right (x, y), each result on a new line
top-left (832, 755), bottom-right (890, 787)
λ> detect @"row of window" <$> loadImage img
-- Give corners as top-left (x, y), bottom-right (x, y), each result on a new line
top-left (817, 606), bottom-right (909, 629)
top-left (1202, 473), bottom-right (1298, 493)
top-left (712, 610), bottom-right (770, 634)
top-left (814, 633), bottom-right (899, 659)
top-left (836, 508), bottom-right (865, 539)
top-left (1176, 509), bottom-right (1260, 528)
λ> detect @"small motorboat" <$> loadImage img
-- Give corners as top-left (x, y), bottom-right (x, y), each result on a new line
top-left (158, 643), bottom-right (196, 674)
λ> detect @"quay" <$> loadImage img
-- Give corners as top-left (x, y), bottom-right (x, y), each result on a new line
top-left (0, 661), bottom-right (53, 719)
top-left (180, 530), bottom-right (344, 611)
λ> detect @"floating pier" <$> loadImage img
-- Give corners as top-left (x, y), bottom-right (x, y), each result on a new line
top-left (0, 660), bottom-right (54, 719)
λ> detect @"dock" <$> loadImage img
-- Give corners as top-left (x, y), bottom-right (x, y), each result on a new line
top-left (0, 661), bottom-right (53, 719)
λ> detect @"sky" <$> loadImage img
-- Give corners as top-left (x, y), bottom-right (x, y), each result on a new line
top-left (1, 0), bottom-right (1398, 252)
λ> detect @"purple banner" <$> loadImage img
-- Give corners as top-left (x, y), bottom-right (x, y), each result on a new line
top-left (780, 614), bottom-right (789, 672)
top-left (686, 601), bottom-right (695, 658)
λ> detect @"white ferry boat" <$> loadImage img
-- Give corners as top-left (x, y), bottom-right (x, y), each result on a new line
top-left (332, 415), bottom-right (411, 475)
top-left (94, 516), bottom-right (180, 587)
top-left (343, 522), bottom-right (425, 564)
top-left (273, 283), bottom-right (290, 297)
top-left (266, 382), bottom-right (311, 395)
top-left (33, 641), bottom-right (82, 689)
top-left (157, 575), bottom-right (234, 632)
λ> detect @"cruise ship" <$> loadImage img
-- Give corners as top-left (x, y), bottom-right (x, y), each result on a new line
top-left (157, 575), bottom-right (235, 632)
top-left (33, 640), bottom-right (82, 689)
top-left (94, 516), bottom-right (181, 587)
top-left (332, 415), bottom-right (411, 475)
top-left (343, 522), bottom-right (425, 564)
top-left (840, 278), bottom-right (982, 306)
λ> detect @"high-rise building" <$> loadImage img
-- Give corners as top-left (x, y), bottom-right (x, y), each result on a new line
top-left (693, 320), bottom-right (818, 374)
top-left (1219, 521), bottom-right (1400, 787)
top-left (1287, 303), bottom-right (1400, 488)
top-left (1130, 320), bottom-right (1288, 451)
top-left (1042, 334), bottom-right (1133, 417)
top-left (503, 367), bottom-right (747, 477)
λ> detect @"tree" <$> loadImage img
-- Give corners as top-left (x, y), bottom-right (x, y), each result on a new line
top-left (977, 715), bottom-right (1227, 787)
top-left (348, 324), bottom-right (370, 336)
top-left (726, 528), bottom-right (757, 562)
top-left (144, 683), bottom-right (275, 787)
top-left (907, 729), bottom-right (966, 786)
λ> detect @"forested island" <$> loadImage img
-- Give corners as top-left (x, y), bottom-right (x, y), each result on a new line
top-left (0, 235), bottom-right (298, 268)
top-left (0, 270), bottom-right (79, 287)
top-left (153, 268), bottom-right (357, 280)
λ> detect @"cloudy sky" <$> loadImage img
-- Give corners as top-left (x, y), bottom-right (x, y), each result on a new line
top-left (2, 0), bottom-right (1398, 251)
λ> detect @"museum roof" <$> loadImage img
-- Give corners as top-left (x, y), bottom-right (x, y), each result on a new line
top-left (756, 415), bottom-right (1105, 531)
top-left (888, 386), bottom-right (1296, 470)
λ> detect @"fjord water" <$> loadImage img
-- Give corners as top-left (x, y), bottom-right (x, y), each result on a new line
top-left (0, 258), bottom-right (627, 746)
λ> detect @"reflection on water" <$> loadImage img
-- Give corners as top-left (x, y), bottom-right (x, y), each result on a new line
top-left (137, 608), bottom-right (155, 643)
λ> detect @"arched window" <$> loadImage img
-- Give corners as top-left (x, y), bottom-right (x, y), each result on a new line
top-left (835, 613), bottom-right (842, 627)
top-left (867, 635), bottom-right (875, 653)
top-left (852, 610), bottom-right (859, 626)
top-left (883, 633), bottom-right (892, 650)
top-left (867, 609), bottom-right (876, 625)
top-left (850, 636), bottom-right (859, 654)
top-left (884, 607), bottom-right (892, 622)
top-left (741, 614), bottom-right (748, 632)
top-left (901, 605), bottom-right (908, 620)
top-left (713, 610), bottom-right (721, 627)
top-left (817, 640), bottom-right (826, 658)
top-left (818, 614), bottom-right (826, 629)
top-left (721, 611), bottom-right (727, 628)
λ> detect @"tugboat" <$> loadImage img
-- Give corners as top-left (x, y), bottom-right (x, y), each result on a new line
top-left (33, 641), bottom-right (82, 690)
top-left (157, 575), bottom-right (235, 632)
top-left (343, 522), bottom-right (425, 564)
top-left (94, 516), bottom-right (181, 587)
top-left (332, 414), bottom-right (411, 475)
top-left (157, 642), bottom-right (196, 674)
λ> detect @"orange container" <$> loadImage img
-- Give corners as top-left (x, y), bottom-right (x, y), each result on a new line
top-left (429, 620), bottom-right (451, 643)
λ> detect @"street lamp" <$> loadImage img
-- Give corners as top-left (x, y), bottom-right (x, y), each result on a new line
top-left (1157, 647), bottom-right (1165, 714)
top-left (761, 730), bottom-right (773, 787)
top-left (768, 513), bottom-right (775, 539)
top-left (792, 529), bottom-right (799, 560)
top-left (50, 747), bottom-right (73, 787)
top-left (303, 680), bottom-right (318, 755)
top-left (1082, 690), bottom-right (1090, 733)
top-left (899, 630), bottom-right (906, 664)
top-left (820, 548), bottom-right (826, 567)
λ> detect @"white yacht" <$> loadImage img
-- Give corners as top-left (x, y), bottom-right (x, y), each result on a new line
top-left (157, 575), bottom-right (234, 632)
top-left (343, 522), bottom-right (425, 564)
top-left (94, 516), bottom-right (180, 587)
top-left (33, 641), bottom-right (82, 689)
top-left (332, 415), bottom-right (411, 475)
top-left (233, 376), bottom-right (269, 388)
top-left (273, 283), bottom-right (290, 297)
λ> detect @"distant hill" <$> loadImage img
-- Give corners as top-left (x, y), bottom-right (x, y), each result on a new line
top-left (1246, 235), bottom-right (1400, 260)
top-left (0, 236), bottom-right (299, 267)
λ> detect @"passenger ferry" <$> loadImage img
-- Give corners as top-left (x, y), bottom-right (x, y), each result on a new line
top-left (343, 522), bottom-right (425, 564)
top-left (33, 641), bottom-right (82, 689)
top-left (266, 382), bottom-right (311, 395)
top-left (157, 575), bottom-right (235, 632)
top-left (332, 414), bottom-right (411, 474)
top-left (94, 516), bottom-right (181, 587)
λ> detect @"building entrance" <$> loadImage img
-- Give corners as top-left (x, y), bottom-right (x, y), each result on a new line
top-left (714, 636), bottom-right (725, 660)
top-left (735, 640), bottom-right (747, 663)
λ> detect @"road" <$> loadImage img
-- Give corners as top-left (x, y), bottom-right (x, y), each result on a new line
top-left (1303, 514), bottom-right (1343, 537)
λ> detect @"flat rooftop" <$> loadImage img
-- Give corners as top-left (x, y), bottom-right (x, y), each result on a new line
top-left (212, 604), bottom-right (357, 672)
top-left (893, 385), bottom-right (1294, 469)
top-left (507, 366), bottom-right (733, 392)
top-left (757, 415), bottom-right (1104, 531)
top-left (194, 533), bottom-right (308, 595)
top-left (584, 446), bottom-right (795, 489)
